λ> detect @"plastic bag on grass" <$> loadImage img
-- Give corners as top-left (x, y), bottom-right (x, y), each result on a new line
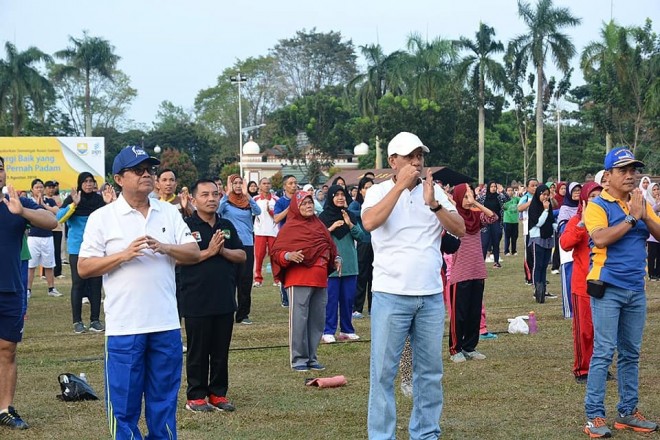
top-left (56, 373), bottom-right (99, 401)
top-left (507, 316), bottom-right (529, 335)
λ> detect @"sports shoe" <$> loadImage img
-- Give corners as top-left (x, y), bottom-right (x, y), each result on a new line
top-left (82, 297), bottom-right (90, 304)
top-left (614, 409), bottom-right (658, 433)
top-left (56, 274), bottom-right (66, 279)
top-left (338, 332), bottom-right (360, 341)
top-left (551, 269), bottom-right (560, 274)
top-left (479, 332), bottom-right (498, 340)
top-left (308, 363), bottom-right (325, 371)
top-left (241, 318), bottom-right (253, 325)
top-left (545, 292), bottom-right (558, 299)
top-left (493, 262), bottom-right (502, 268)
top-left (450, 352), bottom-right (466, 363)
top-left (513, 252), bottom-right (518, 256)
top-left (185, 399), bottom-right (215, 412)
top-left (584, 417), bottom-right (611, 438)
top-left (575, 374), bottom-right (588, 384)
top-left (352, 311), bottom-right (364, 319)
top-left (209, 394), bottom-right (236, 412)
top-left (400, 380), bottom-right (413, 398)
top-left (252, 281), bottom-right (262, 288)
top-left (48, 288), bottom-right (63, 297)
top-left (292, 365), bottom-right (309, 372)
top-left (273, 281), bottom-right (281, 287)
top-left (504, 252), bottom-right (511, 256)
top-left (73, 322), bottom-right (87, 334)
top-left (0, 406), bottom-right (29, 429)
top-left (281, 303), bottom-right (289, 308)
top-left (89, 320), bottom-right (105, 332)
top-left (485, 255), bottom-right (494, 263)
top-left (182, 345), bottom-right (187, 353)
top-left (463, 350), bottom-right (486, 360)
top-left (321, 334), bottom-right (336, 344)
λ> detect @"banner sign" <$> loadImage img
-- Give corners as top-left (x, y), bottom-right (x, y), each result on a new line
top-left (0, 137), bottom-right (105, 191)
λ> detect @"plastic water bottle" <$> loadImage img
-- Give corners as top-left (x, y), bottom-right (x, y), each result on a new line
top-left (528, 311), bottom-right (538, 334)
top-left (80, 373), bottom-right (87, 383)
top-left (266, 263), bottom-right (272, 274)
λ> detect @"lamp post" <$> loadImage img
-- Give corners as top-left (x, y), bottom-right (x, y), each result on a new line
top-left (230, 71), bottom-right (248, 178)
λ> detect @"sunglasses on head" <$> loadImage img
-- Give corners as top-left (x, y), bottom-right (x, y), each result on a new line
top-left (122, 165), bottom-right (157, 176)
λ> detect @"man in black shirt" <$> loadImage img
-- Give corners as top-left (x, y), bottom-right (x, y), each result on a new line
top-left (179, 179), bottom-right (246, 413)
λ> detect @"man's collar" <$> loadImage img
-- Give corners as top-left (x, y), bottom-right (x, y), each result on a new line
top-left (600, 189), bottom-right (628, 203)
top-left (116, 193), bottom-right (160, 214)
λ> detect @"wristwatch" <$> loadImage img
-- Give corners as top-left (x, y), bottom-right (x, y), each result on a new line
top-left (624, 214), bottom-right (637, 227)
top-left (430, 201), bottom-right (443, 212)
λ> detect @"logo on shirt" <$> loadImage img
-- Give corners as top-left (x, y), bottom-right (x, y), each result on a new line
top-left (191, 231), bottom-right (202, 242)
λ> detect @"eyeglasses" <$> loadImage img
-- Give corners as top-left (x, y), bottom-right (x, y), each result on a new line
top-left (122, 165), bottom-right (157, 176)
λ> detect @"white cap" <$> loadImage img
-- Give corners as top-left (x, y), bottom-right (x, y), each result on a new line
top-left (303, 184), bottom-right (314, 192)
top-left (594, 170), bottom-right (605, 185)
top-left (387, 132), bottom-right (430, 157)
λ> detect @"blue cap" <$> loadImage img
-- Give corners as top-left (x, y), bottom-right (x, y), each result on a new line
top-left (112, 146), bottom-right (160, 174)
top-left (604, 147), bottom-right (644, 170)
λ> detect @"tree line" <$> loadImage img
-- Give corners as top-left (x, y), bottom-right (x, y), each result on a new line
top-left (1, 0), bottom-right (658, 188)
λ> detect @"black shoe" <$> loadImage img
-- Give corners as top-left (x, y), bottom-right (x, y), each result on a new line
top-left (0, 407), bottom-right (29, 430)
top-left (544, 292), bottom-right (557, 299)
top-left (534, 283), bottom-right (546, 304)
top-left (575, 374), bottom-right (588, 384)
top-left (607, 371), bottom-right (616, 381)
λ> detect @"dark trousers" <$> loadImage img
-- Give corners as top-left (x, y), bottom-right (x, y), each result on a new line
top-left (236, 245), bottom-right (254, 322)
top-left (524, 235), bottom-right (533, 283)
top-left (531, 244), bottom-right (552, 285)
top-left (648, 241), bottom-right (660, 279)
top-left (185, 313), bottom-right (234, 400)
top-left (503, 223), bottom-right (519, 254)
top-left (481, 223), bottom-right (503, 263)
top-left (69, 254), bottom-right (102, 323)
top-left (551, 233), bottom-right (561, 271)
top-left (448, 279), bottom-right (484, 355)
top-left (353, 242), bottom-right (373, 314)
top-left (52, 231), bottom-right (63, 277)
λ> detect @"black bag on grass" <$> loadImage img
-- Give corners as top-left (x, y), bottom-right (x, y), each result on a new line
top-left (56, 373), bottom-right (99, 401)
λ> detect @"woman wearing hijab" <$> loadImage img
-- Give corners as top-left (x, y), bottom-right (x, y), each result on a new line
top-left (448, 183), bottom-right (498, 363)
top-left (556, 182), bottom-right (582, 317)
top-left (319, 185), bottom-right (366, 343)
top-left (528, 184), bottom-right (556, 303)
top-left (218, 174), bottom-right (261, 324)
top-left (477, 181), bottom-right (508, 268)
top-left (554, 182), bottom-right (566, 208)
top-left (57, 172), bottom-right (115, 333)
top-left (639, 175), bottom-right (652, 195)
top-left (560, 182), bottom-right (603, 383)
top-left (331, 175), bottom-right (353, 204)
top-left (271, 191), bottom-right (340, 371)
top-left (646, 182), bottom-right (660, 281)
top-left (247, 181), bottom-right (259, 198)
top-left (348, 177), bottom-right (374, 318)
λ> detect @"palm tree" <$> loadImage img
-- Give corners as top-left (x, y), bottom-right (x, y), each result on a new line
top-left (348, 44), bottom-right (404, 118)
top-left (0, 42), bottom-right (54, 136)
top-left (456, 22), bottom-right (506, 184)
top-left (403, 33), bottom-right (458, 103)
top-left (513, 0), bottom-right (581, 181)
top-left (54, 31), bottom-right (120, 136)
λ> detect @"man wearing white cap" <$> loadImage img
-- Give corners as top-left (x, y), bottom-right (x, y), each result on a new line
top-left (362, 132), bottom-right (465, 440)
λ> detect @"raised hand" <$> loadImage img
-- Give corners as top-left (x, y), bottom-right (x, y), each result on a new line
top-left (180, 187), bottom-right (190, 209)
top-left (71, 189), bottom-right (81, 205)
top-left (145, 235), bottom-right (170, 255)
top-left (396, 164), bottom-right (421, 190)
top-left (102, 185), bottom-right (116, 204)
top-left (122, 236), bottom-right (149, 262)
top-left (423, 168), bottom-right (435, 206)
top-left (1, 185), bottom-right (24, 216)
top-left (341, 210), bottom-right (353, 228)
top-left (542, 199), bottom-right (550, 210)
top-left (207, 230), bottom-right (224, 256)
top-left (629, 188), bottom-right (645, 220)
top-left (329, 219), bottom-right (345, 231)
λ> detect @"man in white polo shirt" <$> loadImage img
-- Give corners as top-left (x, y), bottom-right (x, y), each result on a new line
top-left (362, 132), bottom-right (465, 440)
top-left (78, 146), bottom-right (200, 440)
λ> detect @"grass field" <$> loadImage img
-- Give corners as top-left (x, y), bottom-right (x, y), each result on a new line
top-left (4, 254), bottom-right (660, 440)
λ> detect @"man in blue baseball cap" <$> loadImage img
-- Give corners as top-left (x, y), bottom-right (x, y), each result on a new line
top-left (78, 146), bottom-right (200, 439)
top-left (582, 147), bottom-right (660, 437)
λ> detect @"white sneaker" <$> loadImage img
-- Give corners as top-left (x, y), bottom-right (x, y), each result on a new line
top-left (463, 350), bottom-right (487, 360)
top-left (252, 282), bottom-right (262, 288)
top-left (338, 332), bottom-right (360, 341)
top-left (82, 297), bottom-right (90, 304)
top-left (551, 269), bottom-right (560, 275)
top-left (400, 380), bottom-right (413, 398)
top-left (485, 255), bottom-right (494, 263)
top-left (321, 334), bottom-right (336, 344)
top-left (450, 352), bottom-right (466, 363)
top-left (48, 288), bottom-right (63, 297)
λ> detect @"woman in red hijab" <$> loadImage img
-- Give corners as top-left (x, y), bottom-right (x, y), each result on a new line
top-left (271, 191), bottom-right (340, 372)
top-left (447, 184), bottom-right (498, 363)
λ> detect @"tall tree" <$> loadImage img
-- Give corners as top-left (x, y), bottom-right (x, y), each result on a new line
top-left (271, 28), bottom-right (357, 100)
top-left (402, 33), bottom-right (458, 103)
top-left (456, 22), bottom-right (506, 184)
top-left (0, 42), bottom-right (54, 136)
top-left (54, 31), bottom-right (120, 136)
top-left (513, 0), bottom-right (581, 181)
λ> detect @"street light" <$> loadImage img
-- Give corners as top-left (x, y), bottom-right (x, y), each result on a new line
top-left (230, 71), bottom-right (248, 177)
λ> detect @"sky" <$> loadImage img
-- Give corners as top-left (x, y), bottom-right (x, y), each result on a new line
top-left (1, 0), bottom-right (658, 126)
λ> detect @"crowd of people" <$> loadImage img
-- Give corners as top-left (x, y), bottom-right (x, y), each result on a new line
top-left (0, 139), bottom-right (659, 438)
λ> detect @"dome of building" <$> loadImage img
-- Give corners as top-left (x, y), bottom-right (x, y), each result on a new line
top-left (243, 138), bottom-right (260, 155)
top-left (354, 142), bottom-right (369, 156)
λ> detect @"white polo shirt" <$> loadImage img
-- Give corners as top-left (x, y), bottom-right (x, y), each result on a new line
top-left (362, 179), bottom-right (457, 296)
top-left (79, 194), bottom-right (195, 336)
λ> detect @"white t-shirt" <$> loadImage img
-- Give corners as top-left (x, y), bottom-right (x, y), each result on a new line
top-left (253, 194), bottom-right (279, 237)
top-left (362, 179), bottom-right (457, 296)
top-left (518, 192), bottom-right (533, 236)
top-left (79, 194), bottom-right (195, 336)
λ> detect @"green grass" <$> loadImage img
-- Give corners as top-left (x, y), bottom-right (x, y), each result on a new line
top-left (5, 255), bottom-right (660, 439)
